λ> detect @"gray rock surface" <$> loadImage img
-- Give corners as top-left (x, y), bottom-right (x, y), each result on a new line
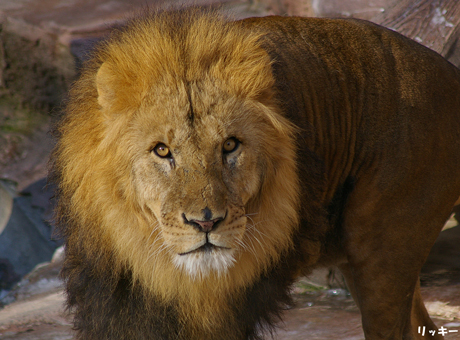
top-left (0, 180), bottom-right (15, 234)
top-left (0, 178), bottom-right (59, 293)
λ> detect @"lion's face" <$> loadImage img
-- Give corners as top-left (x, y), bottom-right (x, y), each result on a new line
top-left (128, 79), bottom-right (269, 277)
top-left (63, 19), bottom-right (301, 287)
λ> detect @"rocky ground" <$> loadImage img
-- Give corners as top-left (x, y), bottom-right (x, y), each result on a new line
top-left (0, 0), bottom-right (459, 339)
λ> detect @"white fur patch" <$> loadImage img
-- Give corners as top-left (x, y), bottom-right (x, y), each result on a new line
top-left (173, 248), bottom-right (236, 279)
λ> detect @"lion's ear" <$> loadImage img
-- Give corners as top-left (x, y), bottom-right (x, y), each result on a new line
top-left (96, 62), bottom-right (116, 109)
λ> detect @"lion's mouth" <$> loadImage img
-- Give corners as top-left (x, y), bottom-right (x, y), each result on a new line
top-left (179, 242), bottom-right (230, 256)
top-left (173, 240), bottom-right (236, 277)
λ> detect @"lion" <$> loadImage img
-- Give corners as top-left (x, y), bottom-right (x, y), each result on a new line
top-left (50, 9), bottom-right (460, 340)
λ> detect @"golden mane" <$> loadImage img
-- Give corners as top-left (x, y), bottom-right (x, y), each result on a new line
top-left (52, 10), bottom-right (305, 337)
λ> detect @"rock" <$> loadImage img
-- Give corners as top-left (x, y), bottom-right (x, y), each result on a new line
top-left (425, 301), bottom-right (460, 321)
top-left (0, 179), bottom-right (15, 235)
top-left (1, 246), bottom-right (64, 306)
top-left (0, 260), bottom-right (20, 293)
top-left (0, 246), bottom-right (78, 338)
top-left (0, 291), bottom-right (68, 329)
top-left (0, 178), bottom-right (60, 292)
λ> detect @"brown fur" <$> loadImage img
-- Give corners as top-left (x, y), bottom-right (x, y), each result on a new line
top-left (50, 9), bottom-right (460, 340)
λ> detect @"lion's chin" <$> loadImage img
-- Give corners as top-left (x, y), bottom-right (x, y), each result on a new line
top-left (173, 246), bottom-right (236, 279)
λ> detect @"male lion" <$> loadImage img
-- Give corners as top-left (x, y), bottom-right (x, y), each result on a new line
top-left (50, 9), bottom-right (460, 340)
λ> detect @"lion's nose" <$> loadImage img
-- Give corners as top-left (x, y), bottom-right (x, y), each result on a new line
top-left (182, 208), bottom-right (225, 233)
top-left (191, 219), bottom-right (220, 233)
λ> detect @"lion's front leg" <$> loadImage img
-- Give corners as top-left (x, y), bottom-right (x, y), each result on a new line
top-left (340, 261), bottom-right (442, 340)
top-left (410, 281), bottom-right (443, 340)
top-left (336, 181), bottom-right (455, 339)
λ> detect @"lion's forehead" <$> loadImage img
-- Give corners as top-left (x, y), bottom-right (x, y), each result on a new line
top-left (140, 77), bottom-right (231, 118)
top-left (134, 99), bottom-right (239, 152)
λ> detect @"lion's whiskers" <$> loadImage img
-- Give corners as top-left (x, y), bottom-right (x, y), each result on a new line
top-left (147, 241), bottom-right (170, 263)
top-left (143, 222), bottom-right (165, 264)
top-left (243, 217), bottom-right (271, 260)
top-left (147, 222), bottom-right (160, 241)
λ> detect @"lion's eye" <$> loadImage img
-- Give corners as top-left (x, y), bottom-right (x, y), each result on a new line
top-left (223, 138), bottom-right (240, 154)
top-left (152, 143), bottom-right (172, 158)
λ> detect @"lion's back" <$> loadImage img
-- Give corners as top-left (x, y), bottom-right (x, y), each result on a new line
top-left (243, 15), bottom-right (460, 204)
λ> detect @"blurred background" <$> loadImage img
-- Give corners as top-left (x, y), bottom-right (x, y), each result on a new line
top-left (0, 0), bottom-right (459, 339)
